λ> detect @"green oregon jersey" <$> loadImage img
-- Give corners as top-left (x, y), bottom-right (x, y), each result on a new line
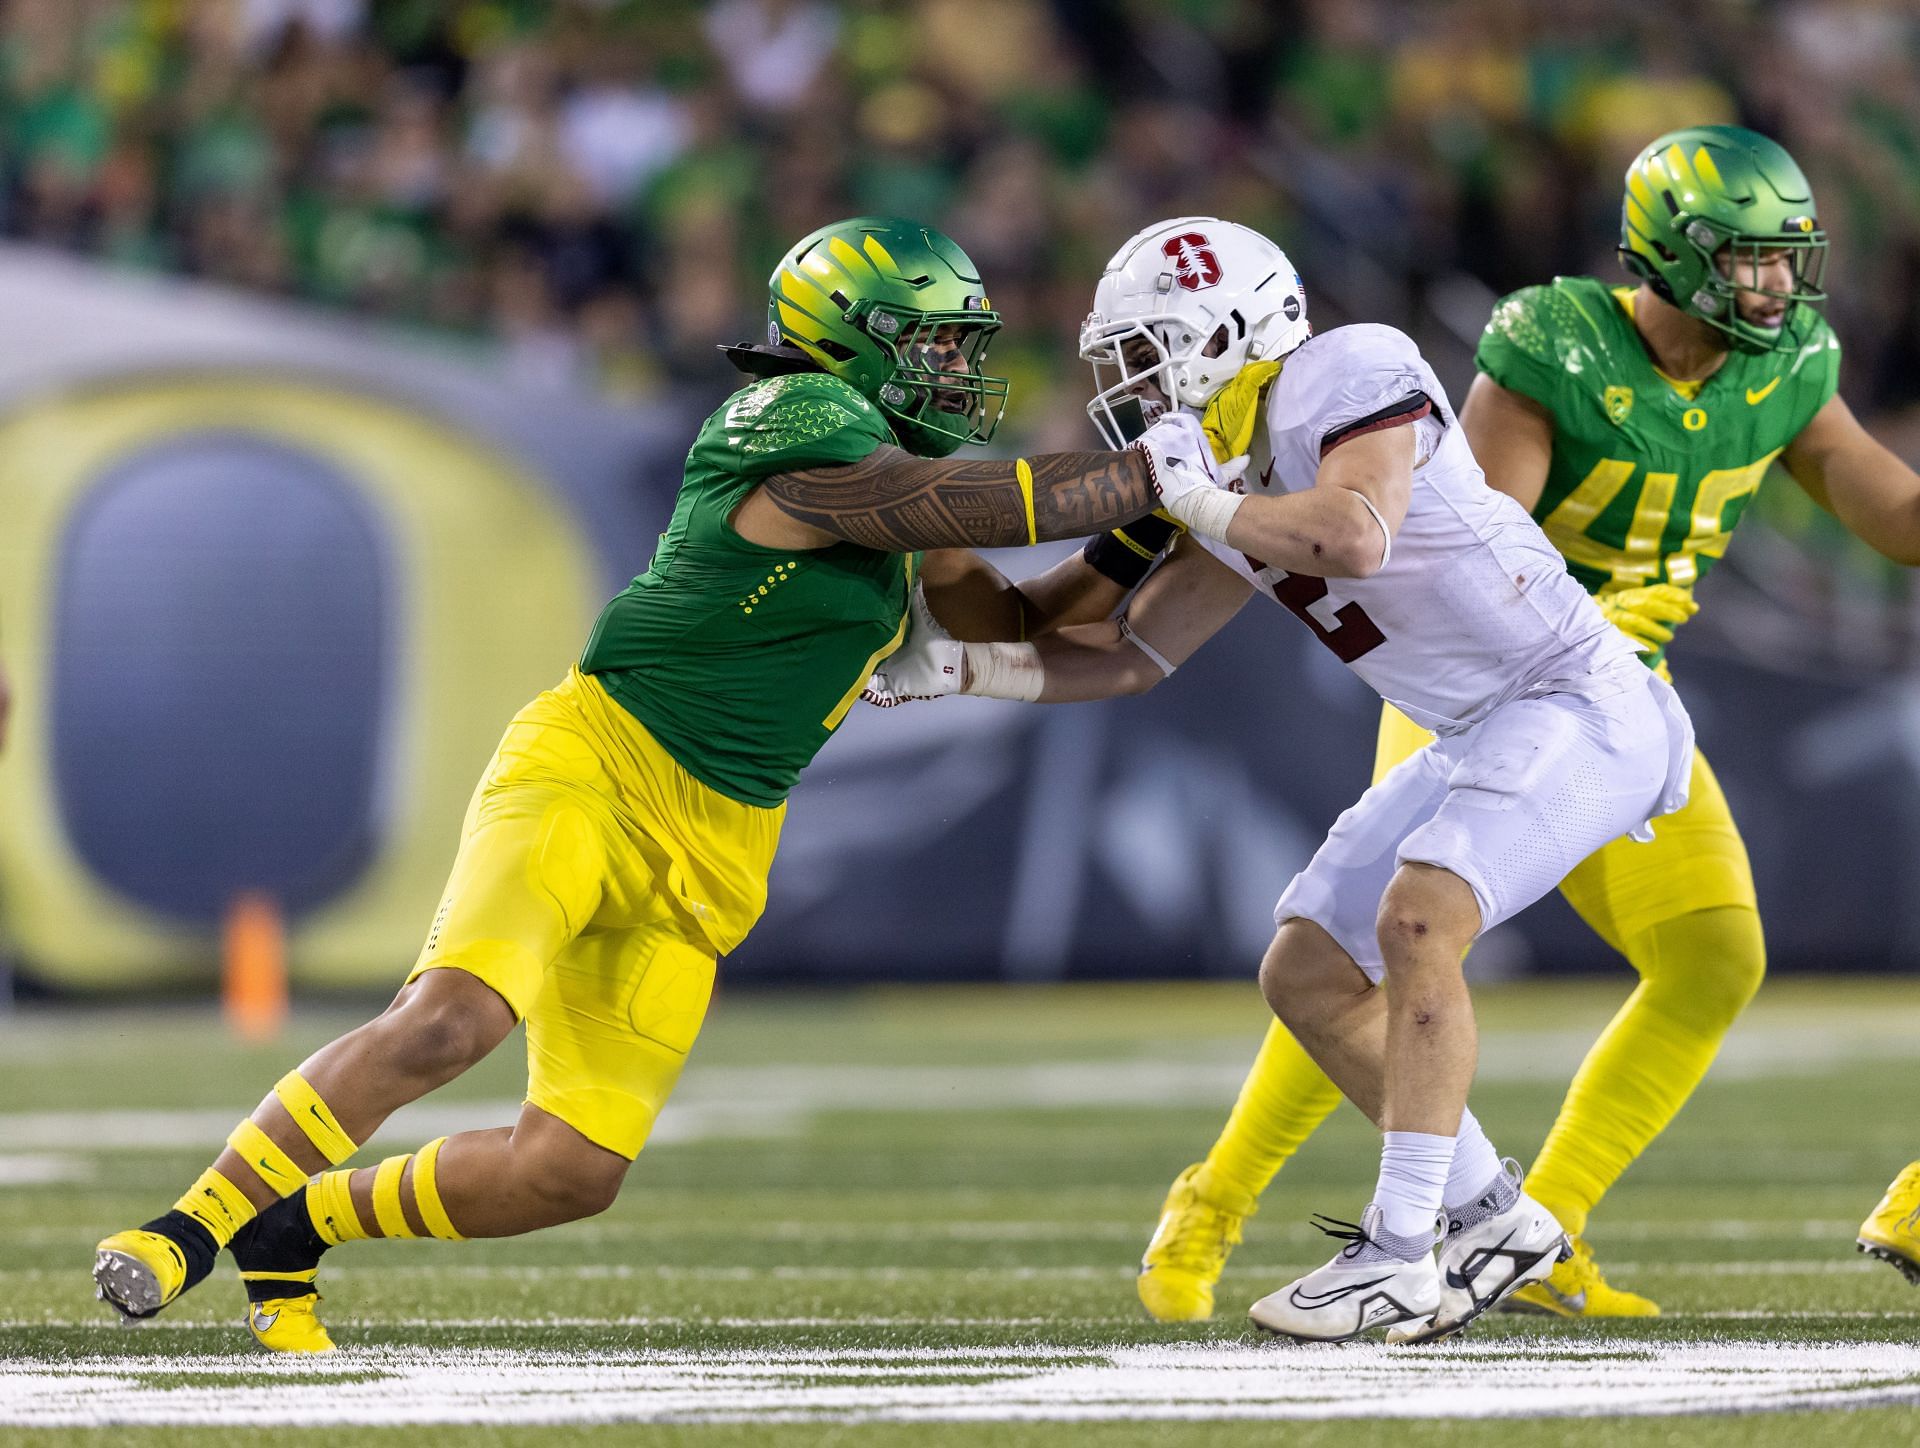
top-left (581, 372), bottom-right (915, 808)
top-left (1476, 275), bottom-right (1839, 603)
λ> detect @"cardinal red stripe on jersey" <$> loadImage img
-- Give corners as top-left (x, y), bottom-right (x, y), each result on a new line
top-left (1320, 393), bottom-right (1433, 457)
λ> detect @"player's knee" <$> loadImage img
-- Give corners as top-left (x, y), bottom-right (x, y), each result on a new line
top-left (526, 1168), bottom-right (624, 1224)
top-left (1260, 920), bottom-right (1366, 1031)
top-left (517, 1145), bottom-right (627, 1224)
top-left (381, 976), bottom-right (513, 1080)
top-left (1633, 905), bottom-right (1766, 1030)
top-left (1376, 865), bottom-right (1478, 969)
top-left (1257, 941), bottom-right (1290, 1019)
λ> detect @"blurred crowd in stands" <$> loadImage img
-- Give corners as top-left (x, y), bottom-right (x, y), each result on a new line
top-left (6, 0), bottom-right (1920, 623)
top-left (4, 1), bottom-right (1915, 406)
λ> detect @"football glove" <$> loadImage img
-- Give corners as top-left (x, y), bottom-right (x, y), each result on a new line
top-left (1597, 583), bottom-right (1698, 655)
top-left (1134, 412), bottom-right (1247, 538)
top-left (863, 584), bottom-right (963, 706)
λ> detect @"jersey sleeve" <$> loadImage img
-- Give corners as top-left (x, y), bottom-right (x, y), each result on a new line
top-left (720, 373), bottom-right (896, 480)
top-left (1786, 313), bottom-right (1842, 430)
top-left (1475, 284), bottom-right (1570, 410)
top-left (1269, 323), bottom-right (1443, 459)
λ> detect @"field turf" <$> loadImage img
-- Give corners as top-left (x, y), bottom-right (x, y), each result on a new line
top-left (0, 978), bottom-right (1917, 1444)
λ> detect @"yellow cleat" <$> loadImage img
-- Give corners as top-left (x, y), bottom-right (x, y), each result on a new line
top-left (1136, 1164), bottom-right (1255, 1323)
top-left (1857, 1159), bottom-right (1920, 1286)
top-left (93, 1229), bottom-right (190, 1321)
top-left (1501, 1235), bottom-right (1660, 1318)
top-left (247, 1292), bottom-right (336, 1353)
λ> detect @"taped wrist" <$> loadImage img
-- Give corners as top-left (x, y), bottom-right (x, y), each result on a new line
top-left (960, 641), bottom-right (1044, 701)
top-left (1164, 486), bottom-right (1244, 542)
top-left (1082, 512), bottom-right (1183, 588)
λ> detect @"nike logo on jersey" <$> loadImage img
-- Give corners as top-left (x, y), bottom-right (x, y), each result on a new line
top-left (1746, 377), bottom-right (1782, 405)
top-left (1289, 1274), bottom-right (1391, 1307)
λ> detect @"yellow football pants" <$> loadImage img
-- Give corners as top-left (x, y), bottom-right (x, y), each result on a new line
top-left (406, 668), bottom-right (782, 1159)
top-left (1196, 700), bottom-right (1765, 1236)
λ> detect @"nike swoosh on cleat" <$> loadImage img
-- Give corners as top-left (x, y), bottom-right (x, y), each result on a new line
top-left (1447, 1229), bottom-right (1519, 1290)
top-left (1746, 378), bottom-right (1781, 404)
top-left (1290, 1275), bottom-right (1391, 1308)
top-left (251, 1308), bottom-right (280, 1331)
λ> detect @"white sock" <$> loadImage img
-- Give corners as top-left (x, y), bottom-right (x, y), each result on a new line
top-left (1442, 1107), bottom-right (1503, 1209)
top-left (1372, 1130), bottom-right (1454, 1239)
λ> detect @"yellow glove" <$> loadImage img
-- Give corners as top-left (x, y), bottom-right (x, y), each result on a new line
top-left (1597, 583), bottom-right (1699, 654)
top-left (1199, 359), bottom-right (1282, 466)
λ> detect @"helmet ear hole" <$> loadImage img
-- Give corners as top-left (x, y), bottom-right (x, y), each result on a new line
top-left (1202, 323), bottom-right (1231, 358)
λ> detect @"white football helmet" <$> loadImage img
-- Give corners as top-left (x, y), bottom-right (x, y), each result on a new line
top-left (1080, 216), bottom-right (1310, 446)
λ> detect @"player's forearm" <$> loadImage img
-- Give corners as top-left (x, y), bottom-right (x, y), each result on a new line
top-left (1013, 555), bottom-right (1133, 637)
top-left (1829, 450), bottom-right (1920, 566)
top-left (1221, 491), bottom-right (1388, 578)
top-left (763, 448), bottom-right (1156, 552)
top-left (1029, 624), bottom-right (1163, 701)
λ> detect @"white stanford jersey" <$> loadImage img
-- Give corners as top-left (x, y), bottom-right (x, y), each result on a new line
top-left (1195, 324), bottom-right (1640, 735)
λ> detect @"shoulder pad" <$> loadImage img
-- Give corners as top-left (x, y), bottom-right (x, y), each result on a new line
top-left (1271, 324), bottom-right (1443, 449)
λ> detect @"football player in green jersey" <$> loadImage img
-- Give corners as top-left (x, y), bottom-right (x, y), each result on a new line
top-left (90, 216), bottom-right (1212, 1351)
top-left (1136, 125), bottom-right (1920, 1320)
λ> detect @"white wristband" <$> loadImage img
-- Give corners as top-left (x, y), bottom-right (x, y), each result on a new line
top-left (1164, 486), bottom-right (1245, 542)
top-left (961, 641), bottom-right (1045, 701)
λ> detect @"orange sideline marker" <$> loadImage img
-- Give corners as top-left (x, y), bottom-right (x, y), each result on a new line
top-left (223, 891), bottom-right (288, 1041)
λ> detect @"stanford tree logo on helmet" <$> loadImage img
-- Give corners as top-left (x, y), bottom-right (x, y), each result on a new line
top-left (1162, 232), bottom-right (1224, 292)
top-left (1081, 217), bottom-right (1312, 448)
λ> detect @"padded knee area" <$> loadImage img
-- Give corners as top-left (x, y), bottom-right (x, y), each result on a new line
top-left (1625, 905), bottom-right (1766, 1036)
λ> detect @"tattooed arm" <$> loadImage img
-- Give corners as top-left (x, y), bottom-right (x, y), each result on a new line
top-left (731, 443), bottom-right (1158, 553)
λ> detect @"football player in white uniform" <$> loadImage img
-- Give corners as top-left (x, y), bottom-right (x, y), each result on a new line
top-left (870, 218), bottom-right (1695, 1343)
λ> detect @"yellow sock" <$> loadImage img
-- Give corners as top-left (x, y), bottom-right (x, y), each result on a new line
top-left (1527, 906), bottom-right (1765, 1235)
top-left (173, 1167), bottom-right (257, 1247)
top-left (1197, 1018), bottom-right (1345, 1207)
top-left (308, 1137), bottom-right (468, 1247)
top-left (411, 1136), bottom-right (467, 1241)
top-left (308, 1169), bottom-right (370, 1247)
top-left (273, 1071), bottom-right (359, 1165)
top-left (226, 1119), bottom-right (308, 1198)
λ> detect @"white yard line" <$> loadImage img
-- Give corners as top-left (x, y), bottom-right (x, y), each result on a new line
top-left (0, 1154), bottom-right (93, 1186)
top-left (6, 1310), bottom-right (1919, 1331)
top-left (0, 1258), bottom-right (1885, 1284)
top-left (0, 1216), bottom-right (1871, 1248)
top-left (4, 1341), bottom-right (1919, 1425)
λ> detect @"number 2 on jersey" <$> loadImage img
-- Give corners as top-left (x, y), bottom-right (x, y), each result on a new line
top-left (1270, 571), bottom-right (1387, 663)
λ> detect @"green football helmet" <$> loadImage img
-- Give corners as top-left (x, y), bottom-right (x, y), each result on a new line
top-left (1619, 125), bottom-right (1828, 354)
top-left (767, 217), bottom-right (1009, 457)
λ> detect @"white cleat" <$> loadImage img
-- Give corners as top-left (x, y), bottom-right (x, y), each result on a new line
top-left (1387, 1163), bottom-right (1570, 1345)
top-left (1248, 1206), bottom-right (1440, 1344)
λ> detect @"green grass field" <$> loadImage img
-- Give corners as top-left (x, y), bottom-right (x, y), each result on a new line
top-left (2, 978), bottom-right (1918, 1445)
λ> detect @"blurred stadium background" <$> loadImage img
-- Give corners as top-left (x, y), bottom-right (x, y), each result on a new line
top-left (3, 0), bottom-right (1920, 1003)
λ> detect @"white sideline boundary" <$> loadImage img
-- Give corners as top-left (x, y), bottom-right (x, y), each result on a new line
top-left (3, 1341), bottom-right (1920, 1425)
top-left (3, 1017), bottom-right (1916, 1153)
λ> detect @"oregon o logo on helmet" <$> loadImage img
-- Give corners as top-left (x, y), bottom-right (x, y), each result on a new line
top-left (1161, 232), bottom-right (1222, 291)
